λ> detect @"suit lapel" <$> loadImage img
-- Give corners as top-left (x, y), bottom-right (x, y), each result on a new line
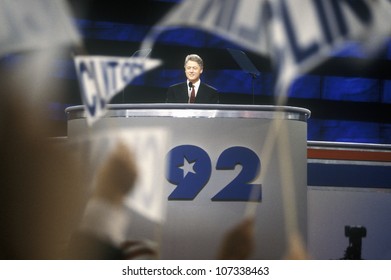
top-left (180, 82), bottom-right (189, 102)
top-left (195, 83), bottom-right (206, 103)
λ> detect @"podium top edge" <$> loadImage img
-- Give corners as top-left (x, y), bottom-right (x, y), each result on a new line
top-left (65, 103), bottom-right (311, 121)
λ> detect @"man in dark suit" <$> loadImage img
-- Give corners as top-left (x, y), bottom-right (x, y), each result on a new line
top-left (166, 54), bottom-right (219, 104)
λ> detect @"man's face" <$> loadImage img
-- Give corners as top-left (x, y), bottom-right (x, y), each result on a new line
top-left (185, 60), bottom-right (203, 83)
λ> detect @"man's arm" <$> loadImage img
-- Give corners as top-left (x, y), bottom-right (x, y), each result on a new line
top-left (200, 83), bottom-right (219, 104)
top-left (210, 88), bottom-right (220, 104)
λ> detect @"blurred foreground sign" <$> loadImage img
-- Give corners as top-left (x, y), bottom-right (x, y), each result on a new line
top-left (0, 0), bottom-right (80, 56)
top-left (74, 55), bottom-right (162, 125)
top-left (71, 127), bottom-right (170, 224)
top-left (143, 0), bottom-right (391, 96)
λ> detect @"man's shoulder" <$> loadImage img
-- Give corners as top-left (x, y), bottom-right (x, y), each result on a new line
top-left (201, 82), bottom-right (218, 92)
top-left (169, 82), bottom-right (186, 88)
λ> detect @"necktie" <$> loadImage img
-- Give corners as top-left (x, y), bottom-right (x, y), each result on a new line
top-left (189, 84), bottom-right (195, 103)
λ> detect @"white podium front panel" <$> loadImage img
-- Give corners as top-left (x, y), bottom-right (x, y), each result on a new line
top-left (66, 104), bottom-right (310, 259)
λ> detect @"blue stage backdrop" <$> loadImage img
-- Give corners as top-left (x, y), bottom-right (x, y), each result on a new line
top-left (3, 0), bottom-right (391, 142)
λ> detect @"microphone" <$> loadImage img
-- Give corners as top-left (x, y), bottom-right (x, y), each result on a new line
top-left (188, 81), bottom-right (193, 89)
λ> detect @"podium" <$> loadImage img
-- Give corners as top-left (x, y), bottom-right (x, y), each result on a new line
top-left (66, 104), bottom-right (310, 259)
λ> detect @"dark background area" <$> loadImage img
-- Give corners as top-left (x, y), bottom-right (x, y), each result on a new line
top-left (23, 0), bottom-right (391, 142)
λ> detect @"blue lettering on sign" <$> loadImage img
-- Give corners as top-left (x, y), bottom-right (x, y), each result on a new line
top-left (329, 0), bottom-right (372, 37)
top-left (212, 146), bottom-right (261, 201)
top-left (78, 61), bottom-right (98, 117)
top-left (121, 62), bottom-right (144, 84)
top-left (238, 1), bottom-right (270, 45)
top-left (313, 0), bottom-right (373, 44)
top-left (100, 60), bottom-right (144, 96)
top-left (312, 0), bottom-right (334, 44)
top-left (197, 0), bottom-right (238, 31)
top-left (280, 0), bottom-right (320, 64)
top-left (166, 145), bottom-right (262, 202)
top-left (78, 58), bottom-right (147, 119)
top-left (166, 145), bottom-right (212, 200)
top-left (101, 61), bottom-right (118, 97)
top-left (274, 0), bottom-right (374, 64)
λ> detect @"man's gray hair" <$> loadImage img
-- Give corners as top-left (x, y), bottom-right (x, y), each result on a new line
top-left (184, 54), bottom-right (203, 68)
